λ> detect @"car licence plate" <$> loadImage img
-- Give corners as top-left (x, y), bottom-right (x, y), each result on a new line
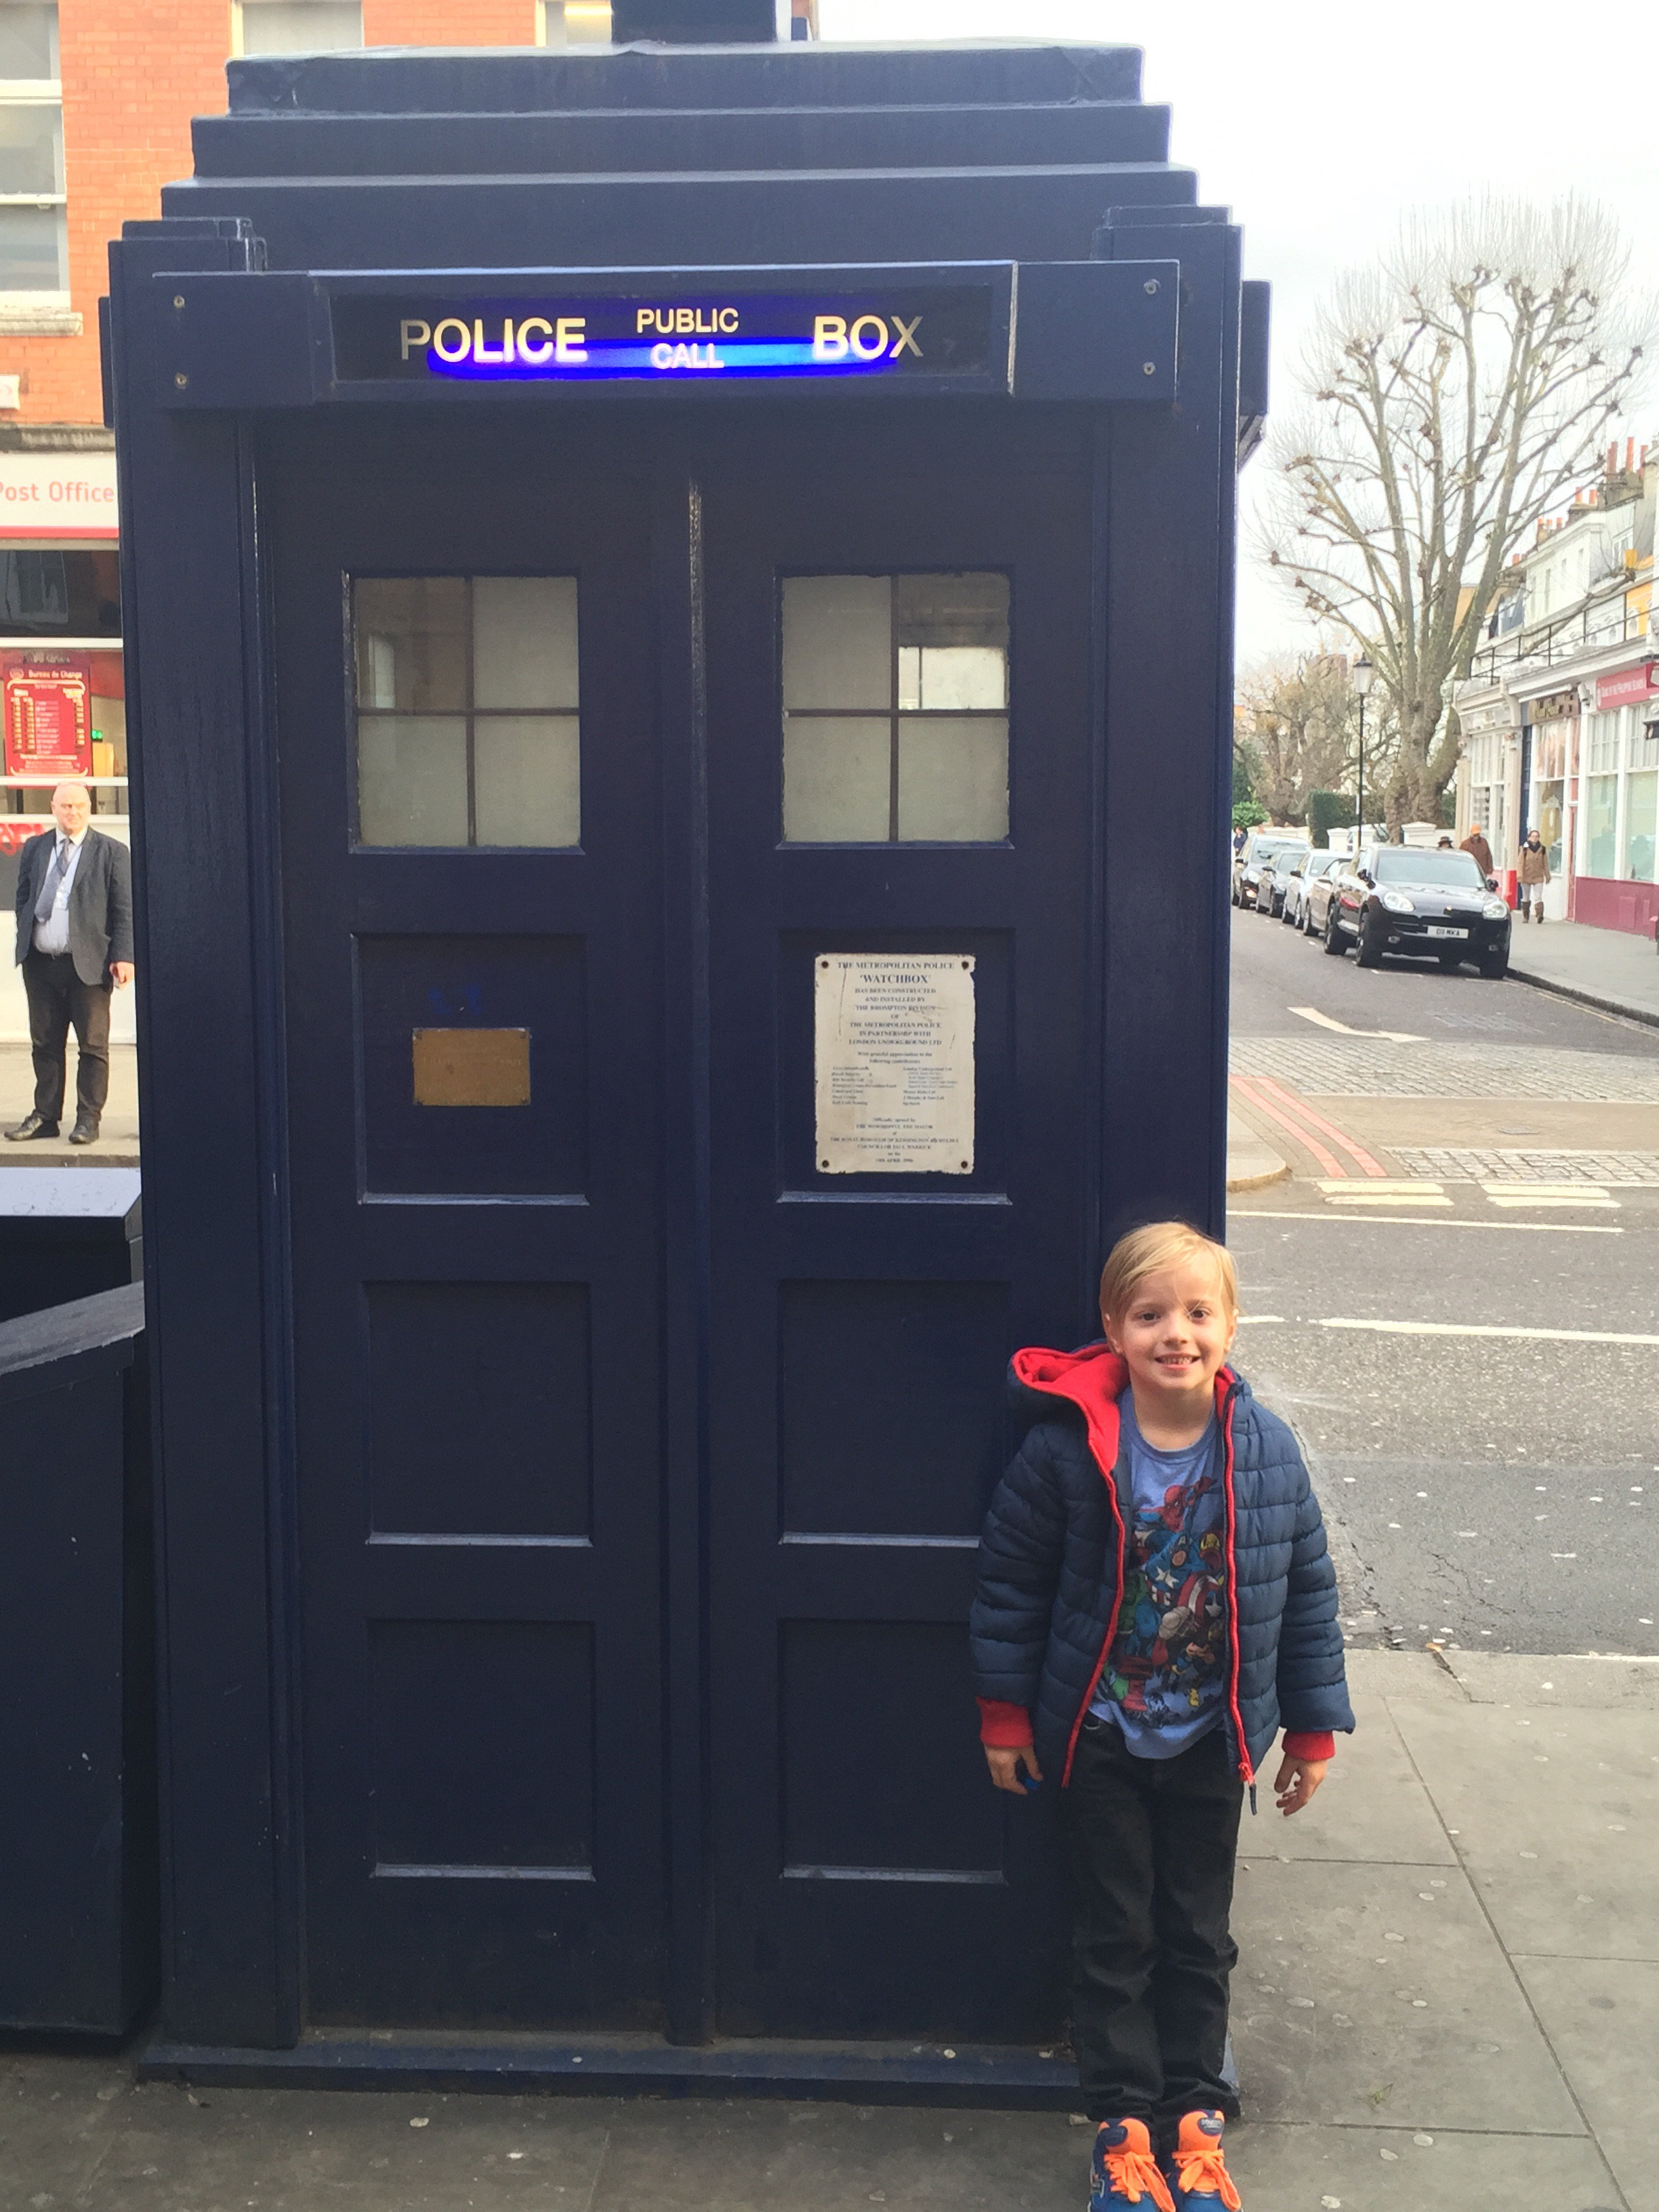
top-left (1425, 925), bottom-right (1467, 939)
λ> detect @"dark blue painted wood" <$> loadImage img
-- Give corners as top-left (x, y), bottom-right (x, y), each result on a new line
top-left (219, 42), bottom-right (1147, 116)
top-left (1094, 207), bottom-right (1243, 1244)
top-left (110, 33), bottom-right (1250, 2078)
top-left (140, 2026), bottom-right (1079, 2105)
top-left (0, 1282), bottom-right (154, 2032)
top-left (262, 411), bottom-right (668, 2027)
top-left (109, 217), bottom-right (300, 2050)
top-left (700, 409), bottom-right (1092, 2038)
top-left (190, 101), bottom-right (1172, 183)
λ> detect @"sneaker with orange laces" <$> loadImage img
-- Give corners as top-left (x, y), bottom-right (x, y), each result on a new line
top-left (1088, 2119), bottom-right (1176, 2212)
top-left (1166, 2111), bottom-right (1242, 2208)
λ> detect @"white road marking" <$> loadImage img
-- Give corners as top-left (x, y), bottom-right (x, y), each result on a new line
top-left (1315, 1318), bottom-right (1659, 1347)
top-left (1237, 1315), bottom-right (1287, 1324)
top-left (1484, 1193), bottom-right (1620, 1210)
top-left (1290, 1006), bottom-right (1426, 1043)
top-left (1324, 1192), bottom-right (1454, 1208)
top-left (1231, 1210), bottom-right (1622, 1235)
top-left (1318, 1180), bottom-right (1444, 1193)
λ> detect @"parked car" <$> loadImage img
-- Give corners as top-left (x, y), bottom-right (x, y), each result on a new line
top-left (1281, 849), bottom-right (1344, 931)
top-left (1319, 844), bottom-right (1512, 978)
top-left (1256, 841), bottom-right (1311, 917)
top-left (1231, 830), bottom-right (1306, 911)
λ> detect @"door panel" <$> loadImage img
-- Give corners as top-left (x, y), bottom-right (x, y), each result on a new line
top-left (266, 417), bottom-right (667, 2028)
top-left (701, 422), bottom-right (1090, 2038)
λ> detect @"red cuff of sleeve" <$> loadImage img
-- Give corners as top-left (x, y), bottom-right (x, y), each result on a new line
top-left (1282, 1730), bottom-right (1335, 1763)
top-left (977, 1698), bottom-right (1034, 1748)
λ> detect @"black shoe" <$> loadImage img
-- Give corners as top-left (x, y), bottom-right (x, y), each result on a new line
top-left (67, 1118), bottom-right (100, 1147)
top-left (5, 1113), bottom-right (60, 1141)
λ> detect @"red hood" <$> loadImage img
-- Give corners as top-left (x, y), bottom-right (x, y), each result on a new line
top-left (1011, 1341), bottom-right (1237, 1481)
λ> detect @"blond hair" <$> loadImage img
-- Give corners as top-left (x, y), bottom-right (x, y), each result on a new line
top-left (1098, 1221), bottom-right (1238, 1326)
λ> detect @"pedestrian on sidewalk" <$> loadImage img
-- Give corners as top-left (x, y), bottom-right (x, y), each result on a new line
top-left (970, 1221), bottom-right (1353, 2212)
top-left (1517, 827), bottom-right (1550, 922)
top-left (1460, 824), bottom-right (1494, 876)
top-left (5, 780), bottom-right (134, 1147)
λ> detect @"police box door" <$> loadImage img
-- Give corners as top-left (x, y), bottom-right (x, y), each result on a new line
top-left (699, 409), bottom-right (1090, 2039)
top-left (266, 412), bottom-right (669, 2027)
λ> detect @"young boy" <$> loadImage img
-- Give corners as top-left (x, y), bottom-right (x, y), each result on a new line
top-left (970, 1223), bottom-right (1353, 2211)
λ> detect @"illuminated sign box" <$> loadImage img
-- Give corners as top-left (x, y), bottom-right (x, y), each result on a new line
top-left (332, 287), bottom-right (1000, 386)
top-left (154, 261), bottom-right (1180, 408)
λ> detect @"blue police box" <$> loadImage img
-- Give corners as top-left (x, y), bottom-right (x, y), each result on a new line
top-left (108, 21), bottom-right (1265, 2093)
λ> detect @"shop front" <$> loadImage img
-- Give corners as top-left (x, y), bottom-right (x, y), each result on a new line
top-left (109, 34), bottom-right (1256, 2088)
top-left (1574, 660), bottom-right (1659, 937)
top-left (0, 444), bottom-right (131, 1042)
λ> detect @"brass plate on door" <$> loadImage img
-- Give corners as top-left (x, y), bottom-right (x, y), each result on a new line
top-left (411, 1027), bottom-right (531, 1107)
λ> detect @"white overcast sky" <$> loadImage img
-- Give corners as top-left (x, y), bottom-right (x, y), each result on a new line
top-left (818, 0), bottom-right (1659, 666)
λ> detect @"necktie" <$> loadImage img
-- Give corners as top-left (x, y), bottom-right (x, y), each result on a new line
top-left (34, 840), bottom-right (70, 924)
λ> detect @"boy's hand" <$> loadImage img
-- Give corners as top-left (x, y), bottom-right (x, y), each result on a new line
top-left (984, 1744), bottom-right (1044, 1795)
top-left (1272, 1752), bottom-right (1328, 1816)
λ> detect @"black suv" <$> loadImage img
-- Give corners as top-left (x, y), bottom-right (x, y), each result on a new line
top-left (1322, 844), bottom-right (1511, 978)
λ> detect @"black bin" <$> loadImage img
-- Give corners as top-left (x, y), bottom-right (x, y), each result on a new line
top-left (0, 1280), bottom-right (155, 2032)
top-left (0, 1168), bottom-right (142, 1326)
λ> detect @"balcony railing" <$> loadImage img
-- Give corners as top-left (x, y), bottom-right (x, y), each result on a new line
top-left (1465, 593), bottom-right (1652, 688)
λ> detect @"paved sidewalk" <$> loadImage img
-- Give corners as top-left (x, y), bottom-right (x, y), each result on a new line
top-left (1227, 1112), bottom-right (1289, 1193)
top-left (0, 1040), bottom-right (139, 1164)
top-left (3, 1649), bottom-right (1652, 2212)
top-left (1510, 916), bottom-right (1659, 1029)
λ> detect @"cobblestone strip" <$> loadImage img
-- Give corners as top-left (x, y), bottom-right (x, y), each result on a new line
top-left (1390, 1147), bottom-right (1659, 1185)
top-left (1229, 1037), bottom-right (1659, 1102)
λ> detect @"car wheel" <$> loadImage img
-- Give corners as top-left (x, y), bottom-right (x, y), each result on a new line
top-left (1479, 951), bottom-right (1509, 980)
top-left (1355, 920), bottom-right (1383, 968)
top-left (1281, 899), bottom-right (1295, 925)
top-left (1323, 905), bottom-right (1347, 956)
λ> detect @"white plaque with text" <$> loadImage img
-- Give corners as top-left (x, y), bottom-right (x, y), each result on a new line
top-left (813, 954), bottom-right (975, 1174)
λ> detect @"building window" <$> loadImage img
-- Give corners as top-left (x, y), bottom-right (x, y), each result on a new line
top-left (233, 0), bottom-right (363, 55)
top-left (538, 1), bottom-right (613, 41)
top-left (780, 573), bottom-right (1010, 844)
top-left (353, 576), bottom-right (581, 850)
top-left (0, 3), bottom-right (66, 304)
top-left (1584, 775), bottom-right (1616, 878)
top-left (1625, 772), bottom-right (1657, 886)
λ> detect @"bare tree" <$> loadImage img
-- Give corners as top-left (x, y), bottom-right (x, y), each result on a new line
top-left (1235, 653), bottom-right (1360, 821)
top-left (1263, 200), bottom-right (1650, 825)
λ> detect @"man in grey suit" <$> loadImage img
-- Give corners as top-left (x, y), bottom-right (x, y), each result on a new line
top-left (7, 780), bottom-right (134, 1147)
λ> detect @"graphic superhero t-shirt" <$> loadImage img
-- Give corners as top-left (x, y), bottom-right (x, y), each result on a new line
top-left (1088, 1401), bottom-right (1227, 1759)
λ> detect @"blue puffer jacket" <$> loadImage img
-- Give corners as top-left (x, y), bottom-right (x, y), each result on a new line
top-left (969, 1343), bottom-right (1354, 1789)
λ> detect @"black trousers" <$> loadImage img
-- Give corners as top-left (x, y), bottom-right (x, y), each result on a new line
top-left (22, 950), bottom-right (112, 1125)
top-left (1061, 1714), bottom-right (1244, 2142)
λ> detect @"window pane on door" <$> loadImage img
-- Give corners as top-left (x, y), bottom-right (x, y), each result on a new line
top-left (897, 716), bottom-right (1009, 840)
top-left (353, 575), bottom-right (580, 848)
top-left (782, 716), bottom-right (890, 842)
top-left (475, 717), bottom-right (580, 846)
top-left (354, 577), bottom-right (467, 712)
top-left (473, 577), bottom-right (579, 711)
top-left (781, 571), bottom-right (1008, 843)
top-left (782, 575), bottom-right (891, 710)
top-left (359, 715), bottom-right (468, 847)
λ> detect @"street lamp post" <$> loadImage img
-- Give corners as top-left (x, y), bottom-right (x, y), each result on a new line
top-left (1353, 653), bottom-right (1374, 855)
